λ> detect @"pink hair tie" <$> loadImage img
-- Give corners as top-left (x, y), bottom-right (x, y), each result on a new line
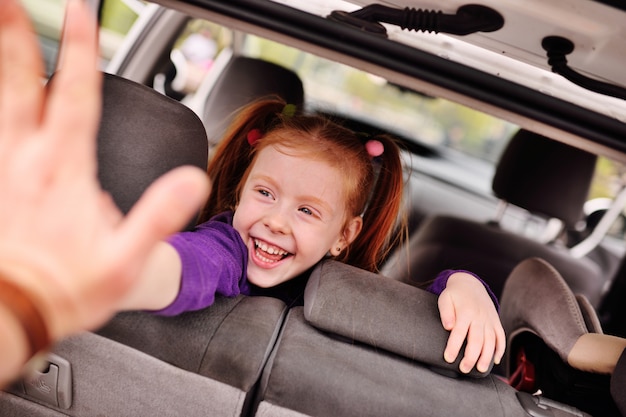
top-left (247, 129), bottom-right (263, 146)
top-left (365, 139), bottom-right (384, 158)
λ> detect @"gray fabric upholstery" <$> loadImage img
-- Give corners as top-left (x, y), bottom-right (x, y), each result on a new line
top-left (257, 308), bottom-right (529, 417)
top-left (576, 294), bottom-right (603, 334)
top-left (500, 257), bottom-right (590, 365)
top-left (3, 332), bottom-right (246, 416)
top-left (493, 130), bottom-right (597, 228)
top-left (0, 72), bottom-right (287, 416)
top-left (97, 72), bottom-right (208, 217)
top-left (202, 56), bottom-right (305, 145)
top-left (500, 258), bottom-right (623, 417)
top-left (384, 215), bottom-right (604, 305)
top-left (383, 129), bottom-right (604, 307)
top-left (304, 260), bottom-right (491, 377)
top-left (97, 295), bottom-right (287, 393)
top-left (255, 402), bottom-right (313, 417)
top-left (2, 296), bottom-right (287, 417)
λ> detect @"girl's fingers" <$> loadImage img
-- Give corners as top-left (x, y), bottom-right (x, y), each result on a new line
top-left (437, 291), bottom-right (456, 330)
top-left (458, 322), bottom-right (482, 373)
top-left (474, 327), bottom-right (496, 373)
top-left (494, 320), bottom-right (507, 364)
top-left (443, 317), bottom-right (469, 365)
top-left (0, 0), bottom-right (46, 141)
top-left (439, 293), bottom-right (464, 363)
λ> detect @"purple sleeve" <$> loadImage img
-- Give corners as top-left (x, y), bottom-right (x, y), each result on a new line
top-left (426, 269), bottom-right (499, 311)
top-left (151, 212), bottom-right (250, 316)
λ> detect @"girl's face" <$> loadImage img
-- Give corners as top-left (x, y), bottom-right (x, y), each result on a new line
top-left (233, 144), bottom-right (362, 288)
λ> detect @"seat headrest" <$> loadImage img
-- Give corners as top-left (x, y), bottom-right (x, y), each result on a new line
top-left (202, 56), bottom-right (304, 144)
top-left (492, 129), bottom-right (596, 227)
top-left (303, 260), bottom-right (493, 378)
top-left (96, 73), bottom-right (208, 222)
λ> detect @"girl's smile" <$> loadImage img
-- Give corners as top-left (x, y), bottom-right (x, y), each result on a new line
top-left (233, 144), bottom-right (361, 288)
top-left (252, 237), bottom-right (291, 265)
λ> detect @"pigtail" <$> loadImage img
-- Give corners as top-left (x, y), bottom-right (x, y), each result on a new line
top-left (198, 96), bottom-right (287, 223)
top-left (343, 134), bottom-right (405, 272)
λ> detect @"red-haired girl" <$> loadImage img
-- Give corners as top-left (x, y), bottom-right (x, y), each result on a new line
top-left (122, 98), bottom-right (504, 374)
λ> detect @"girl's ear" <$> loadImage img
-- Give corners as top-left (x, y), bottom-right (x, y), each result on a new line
top-left (330, 216), bottom-right (363, 256)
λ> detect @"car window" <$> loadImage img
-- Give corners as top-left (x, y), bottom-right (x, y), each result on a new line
top-left (241, 35), bottom-right (626, 248)
top-left (151, 18), bottom-right (233, 99)
top-left (40, 0), bottom-right (626, 252)
top-left (23, 0), bottom-right (140, 78)
top-left (242, 36), bottom-right (517, 165)
top-left (169, 19), bottom-right (231, 94)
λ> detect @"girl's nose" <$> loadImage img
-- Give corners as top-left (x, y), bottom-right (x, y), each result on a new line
top-left (264, 208), bottom-right (290, 234)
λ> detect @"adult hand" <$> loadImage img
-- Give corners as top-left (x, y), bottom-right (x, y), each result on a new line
top-left (437, 272), bottom-right (506, 373)
top-left (0, 0), bottom-right (209, 375)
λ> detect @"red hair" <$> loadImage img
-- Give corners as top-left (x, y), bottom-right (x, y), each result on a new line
top-left (199, 97), bottom-right (404, 272)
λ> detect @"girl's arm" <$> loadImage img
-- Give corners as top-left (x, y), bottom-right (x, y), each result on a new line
top-left (119, 215), bottom-right (248, 316)
top-left (116, 242), bottom-right (183, 312)
top-left (429, 271), bottom-right (506, 374)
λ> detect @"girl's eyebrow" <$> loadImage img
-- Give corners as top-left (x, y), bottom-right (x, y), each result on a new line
top-left (299, 194), bottom-right (334, 217)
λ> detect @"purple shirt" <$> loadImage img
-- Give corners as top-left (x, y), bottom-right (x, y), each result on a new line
top-left (153, 212), bottom-right (249, 316)
top-left (153, 211), bottom-right (497, 315)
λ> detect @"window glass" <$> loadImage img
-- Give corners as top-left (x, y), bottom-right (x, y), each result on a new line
top-left (241, 35), bottom-right (626, 248)
top-left (22, 0), bottom-right (65, 77)
top-left (25, 0), bottom-right (626, 251)
top-left (242, 36), bottom-right (517, 164)
top-left (22, 0), bottom-right (140, 78)
top-left (99, 0), bottom-right (142, 66)
top-left (164, 19), bottom-right (233, 97)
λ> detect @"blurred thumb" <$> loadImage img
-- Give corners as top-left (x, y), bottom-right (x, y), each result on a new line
top-left (115, 166), bottom-right (210, 262)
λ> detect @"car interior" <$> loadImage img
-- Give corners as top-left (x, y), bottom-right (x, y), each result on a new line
top-left (382, 127), bottom-right (606, 306)
top-left (5, 0), bottom-right (626, 416)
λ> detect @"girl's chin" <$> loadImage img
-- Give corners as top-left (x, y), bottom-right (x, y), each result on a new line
top-left (246, 265), bottom-right (298, 288)
top-left (247, 275), bottom-right (281, 288)
top-left (246, 267), bottom-right (283, 288)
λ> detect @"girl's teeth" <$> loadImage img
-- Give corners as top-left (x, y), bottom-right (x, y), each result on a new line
top-left (255, 239), bottom-right (287, 256)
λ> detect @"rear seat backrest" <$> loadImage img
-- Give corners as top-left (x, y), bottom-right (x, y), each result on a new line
top-left (254, 260), bottom-right (590, 417)
top-left (0, 73), bottom-right (288, 417)
top-left (382, 129), bottom-right (605, 306)
top-left (303, 260), bottom-right (491, 377)
top-left (98, 296), bottom-right (287, 416)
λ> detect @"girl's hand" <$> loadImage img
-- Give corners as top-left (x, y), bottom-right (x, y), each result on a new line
top-left (437, 272), bottom-right (506, 373)
top-left (0, 0), bottom-right (209, 345)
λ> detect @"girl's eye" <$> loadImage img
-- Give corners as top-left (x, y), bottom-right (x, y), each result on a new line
top-left (299, 207), bottom-right (314, 216)
top-left (257, 189), bottom-right (272, 198)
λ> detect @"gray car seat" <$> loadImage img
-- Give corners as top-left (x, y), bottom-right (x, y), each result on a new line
top-left (0, 73), bottom-right (288, 417)
top-left (500, 257), bottom-right (626, 417)
top-left (382, 129), bottom-right (605, 307)
top-left (254, 260), bottom-right (593, 417)
top-left (200, 56), bottom-right (305, 146)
